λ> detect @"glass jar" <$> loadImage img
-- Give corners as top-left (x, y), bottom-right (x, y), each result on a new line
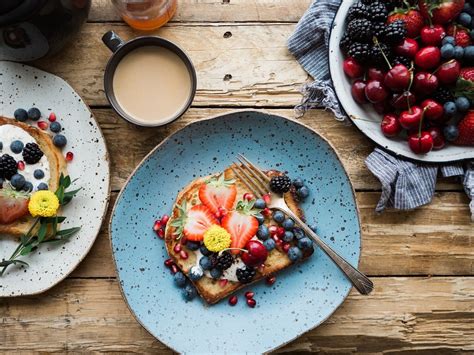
top-left (112, 0), bottom-right (177, 31)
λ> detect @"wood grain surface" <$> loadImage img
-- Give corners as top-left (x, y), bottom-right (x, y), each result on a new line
top-left (1, 0), bottom-right (473, 353)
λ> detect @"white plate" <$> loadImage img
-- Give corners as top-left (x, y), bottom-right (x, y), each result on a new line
top-left (329, 0), bottom-right (474, 163)
top-left (0, 61), bottom-right (110, 296)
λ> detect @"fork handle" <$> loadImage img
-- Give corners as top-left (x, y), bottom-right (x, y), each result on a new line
top-left (281, 209), bottom-right (374, 295)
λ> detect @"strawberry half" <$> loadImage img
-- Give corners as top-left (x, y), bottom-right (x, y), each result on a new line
top-left (170, 203), bottom-right (218, 241)
top-left (419, 0), bottom-right (464, 24)
top-left (221, 200), bottom-right (259, 255)
top-left (447, 24), bottom-right (472, 47)
top-left (455, 67), bottom-right (474, 102)
top-left (198, 174), bottom-right (237, 215)
top-left (387, 9), bottom-right (424, 38)
top-left (454, 111), bottom-right (474, 146)
top-left (0, 189), bottom-right (30, 225)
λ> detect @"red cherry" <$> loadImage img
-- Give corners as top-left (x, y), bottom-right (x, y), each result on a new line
top-left (367, 67), bottom-right (386, 81)
top-left (415, 47), bottom-right (441, 69)
top-left (265, 275), bottom-right (276, 285)
top-left (408, 132), bottom-right (434, 154)
top-left (384, 64), bottom-right (410, 92)
top-left (351, 80), bottom-right (368, 104)
top-left (66, 151), bottom-right (74, 161)
top-left (373, 100), bottom-right (392, 114)
top-left (164, 258), bottom-right (174, 267)
top-left (37, 121), bottom-right (48, 130)
top-left (228, 295), bottom-right (238, 306)
top-left (421, 99), bottom-right (444, 121)
top-left (48, 112), bottom-right (57, 122)
top-left (390, 91), bottom-right (416, 110)
top-left (343, 57), bottom-right (364, 78)
top-left (381, 113), bottom-right (402, 137)
top-left (420, 25), bottom-right (446, 46)
top-left (399, 106), bottom-right (423, 130)
top-left (437, 60), bottom-right (461, 85)
top-left (17, 161), bottom-right (25, 171)
top-left (394, 38), bottom-right (419, 58)
top-left (243, 192), bottom-right (254, 201)
top-left (413, 72), bottom-right (438, 95)
top-left (364, 80), bottom-right (388, 103)
top-left (241, 240), bottom-right (268, 267)
top-left (246, 298), bottom-right (256, 308)
top-left (245, 291), bottom-right (254, 299)
top-left (428, 127), bottom-right (446, 150)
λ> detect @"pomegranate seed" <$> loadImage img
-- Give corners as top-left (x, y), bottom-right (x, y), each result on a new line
top-left (246, 298), bottom-right (256, 308)
top-left (257, 264), bottom-right (265, 273)
top-left (153, 220), bottom-right (162, 231)
top-left (173, 244), bottom-right (182, 253)
top-left (179, 250), bottom-right (188, 259)
top-left (243, 192), bottom-right (254, 201)
top-left (218, 207), bottom-right (228, 217)
top-left (282, 242), bottom-right (291, 253)
top-left (17, 161), bottom-right (25, 170)
top-left (164, 258), bottom-right (174, 267)
top-left (245, 291), bottom-right (254, 299)
top-left (219, 279), bottom-right (228, 287)
top-left (66, 151), bottom-right (74, 161)
top-left (266, 275), bottom-right (276, 285)
top-left (37, 121), bottom-right (48, 130)
top-left (262, 207), bottom-right (271, 217)
top-left (269, 225), bottom-right (278, 235)
top-left (157, 229), bottom-right (165, 239)
top-left (48, 112), bottom-right (57, 122)
top-left (263, 194), bottom-right (271, 204)
top-left (276, 227), bottom-right (285, 237)
top-left (160, 214), bottom-right (169, 225)
top-left (272, 234), bottom-right (280, 242)
top-left (171, 265), bottom-right (179, 274)
top-left (228, 295), bottom-right (238, 306)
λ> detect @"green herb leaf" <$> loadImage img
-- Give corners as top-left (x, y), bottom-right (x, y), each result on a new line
top-left (55, 226), bottom-right (81, 238)
top-left (37, 221), bottom-right (48, 243)
top-left (20, 244), bottom-right (33, 256)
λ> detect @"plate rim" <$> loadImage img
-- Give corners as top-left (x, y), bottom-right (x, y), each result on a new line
top-left (0, 61), bottom-right (111, 297)
top-left (328, 1), bottom-right (474, 164)
top-left (108, 109), bottom-right (363, 353)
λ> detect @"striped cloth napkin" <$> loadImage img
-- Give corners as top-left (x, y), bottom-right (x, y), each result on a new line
top-left (288, 0), bottom-right (474, 219)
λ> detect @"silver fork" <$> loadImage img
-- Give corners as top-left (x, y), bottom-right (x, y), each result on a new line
top-left (231, 154), bottom-right (373, 295)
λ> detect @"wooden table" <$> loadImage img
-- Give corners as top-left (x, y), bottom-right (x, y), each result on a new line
top-left (2, 1), bottom-right (473, 353)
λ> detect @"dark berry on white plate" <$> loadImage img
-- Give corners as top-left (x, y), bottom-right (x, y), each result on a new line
top-left (370, 43), bottom-right (392, 67)
top-left (22, 143), bottom-right (43, 164)
top-left (369, 1), bottom-right (388, 22)
top-left (53, 134), bottom-right (67, 148)
top-left (383, 20), bottom-right (406, 45)
top-left (10, 173), bottom-right (25, 190)
top-left (347, 2), bottom-right (369, 22)
top-left (348, 42), bottom-right (371, 62)
top-left (188, 265), bottom-right (204, 281)
top-left (14, 108), bottom-right (28, 122)
top-left (215, 251), bottom-right (233, 270)
top-left (392, 56), bottom-right (411, 68)
top-left (269, 175), bottom-right (291, 193)
top-left (288, 246), bottom-right (303, 262)
top-left (37, 182), bottom-right (49, 190)
top-left (22, 181), bottom-right (33, 192)
top-left (371, 22), bottom-right (386, 38)
top-left (27, 107), bottom-right (41, 121)
top-left (10, 140), bottom-right (24, 154)
top-left (339, 33), bottom-right (352, 54)
top-left (50, 121), bottom-right (62, 133)
top-left (347, 19), bottom-right (373, 43)
top-left (0, 154), bottom-right (18, 179)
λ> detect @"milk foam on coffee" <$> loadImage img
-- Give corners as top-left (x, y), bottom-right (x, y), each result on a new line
top-left (112, 46), bottom-right (192, 125)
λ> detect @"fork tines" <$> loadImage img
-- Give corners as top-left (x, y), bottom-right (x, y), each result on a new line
top-left (230, 154), bottom-right (270, 198)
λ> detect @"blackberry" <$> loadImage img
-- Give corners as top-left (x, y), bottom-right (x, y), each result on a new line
top-left (383, 20), bottom-right (406, 45)
top-left (270, 175), bottom-right (291, 193)
top-left (348, 42), bottom-right (371, 62)
top-left (369, 1), bottom-right (388, 23)
top-left (370, 43), bottom-right (392, 67)
top-left (392, 55), bottom-right (411, 68)
top-left (432, 87), bottom-right (454, 104)
top-left (215, 251), bottom-right (233, 270)
top-left (22, 143), bottom-right (43, 164)
top-left (0, 154), bottom-right (17, 180)
top-left (236, 266), bottom-right (256, 284)
top-left (347, 19), bottom-right (373, 43)
top-left (347, 2), bottom-right (369, 22)
top-left (339, 32), bottom-right (352, 54)
top-left (384, 0), bottom-right (403, 11)
top-left (372, 22), bottom-right (386, 38)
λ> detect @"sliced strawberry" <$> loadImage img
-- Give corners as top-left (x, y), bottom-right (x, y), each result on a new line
top-left (198, 174), bottom-right (237, 214)
top-left (454, 111), bottom-right (474, 146)
top-left (0, 189), bottom-right (30, 225)
top-left (447, 24), bottom-right (472, 47)
top-left (461, 67), bottom-right (474, 81)
top-left (221, 200), bottom-right (259, 254)
top-left (172, 204), bottom-right (218, 241)
top-left (419, 0), bottom-right (464, 24)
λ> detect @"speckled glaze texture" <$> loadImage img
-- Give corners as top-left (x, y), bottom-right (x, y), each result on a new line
top-left (110, 111), bottom-right (361, 354)
top-left (0, 61), bottom-right (110, 296)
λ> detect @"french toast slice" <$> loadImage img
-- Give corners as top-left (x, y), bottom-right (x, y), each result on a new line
top-left (0, 116), bottom-right (67, 238)
top-left (165, 167), bottom-right (307, 304)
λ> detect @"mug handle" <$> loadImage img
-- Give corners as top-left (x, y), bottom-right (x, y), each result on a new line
top-left (102, 31), bottom-right (124, 53)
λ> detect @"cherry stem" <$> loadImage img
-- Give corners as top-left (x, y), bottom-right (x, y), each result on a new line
top-left (373, 37), bottom-right (392, 70)
top-left (432, 59), bottom-right (455, 76)
top-left (221, 247), bottom-right (248, 254)
top-left (418, 106), bottom-right (429, 139)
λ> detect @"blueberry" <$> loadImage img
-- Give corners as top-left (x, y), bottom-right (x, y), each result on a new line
top-left (10, 174), bottom-right (25, 190)
top-left (272, 210), bottom-right (285, 223)
top-left (263, 239), bottom-right (276, 251)
top-left (253, 198), bottom-right (266, 209)
top-left (441, 36), bottom-right (455, 45)
top-left (454, 45), bottom-right (464, 59)
top-left (459, 12), bottom-right (472, 27)
top-left (308, 224), bottom-right (318, 233)
top-left (282, 231), bottom-right (294, 242)
top-left (210, 268), bottom-right (222, 279)
top-left (293, 227), bottom-right (306, 240)
top-left (456, 96), bottom-right (471, 112)
top-left (49, 121), bottom-right (62, 133)
top-left (296, 186), bottom-right (310, 199)
top-left (53, 134), bottom-right (67, 148)
top-left (255, 213), bottom-right (265, 225)
top-left (173, 271), bottom-right (187, 287)
top-left (10, 140), bottom-right (24, 154)
top-left (37, 183), bottom-right (49, 190)
top-left (256, 225), bottom-right (270, 241)
top-left (282, 218), bottom-right (295, 230)
top-left (27, 107), bottom-right (41, 121)
top-left (199, 256), bottom-right (212, 270)
top-left (464, 46), bottom-right (474, 61)
top-left (443, 101), bottom-right (457, 117)
top-left (443, 125), bottom-right (459, 142)
top-left (189, 265), bottom-right (204, 281)
top-left (287, 247), bottom-right (303, 262)
top-left (186, 241), bottom-right (200, 251)
top-left (465, 3), bottom-right (474, 15)
top-left (292, 177), bottom-right (304, 188)
top-left (200, 245), bottom-right (212, 256)
top-left (22, 181), bottom-right (33, 192)
top-left (14, 108), bottom-right (28, 122)
top-left (441, 43), bottom-right (455, 59)
top-left (182, 284), bottom-right (197, 301)
top-left (298, 237), bottom-right (313, 250)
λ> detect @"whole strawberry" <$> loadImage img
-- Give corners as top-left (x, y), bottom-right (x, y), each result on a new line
top-left (447, 24), bottom-right (472, 47)
top-left (456, 67), bottom-right (474, 98)
top-left (418, 0), bottom-right (465, 24)
top-left (454, 111), bottom-right (474, 146)
top-left (387, 9), bottom-right (424, 38)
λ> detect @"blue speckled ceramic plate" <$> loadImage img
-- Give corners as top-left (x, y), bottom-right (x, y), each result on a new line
top-left (110, 110), bottom-right (361, 354)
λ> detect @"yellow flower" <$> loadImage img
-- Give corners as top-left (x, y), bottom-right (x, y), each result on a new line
top-left (203, 225), bottom-right (232, 252)
top-left (28, 190), bottom-right (60, 217)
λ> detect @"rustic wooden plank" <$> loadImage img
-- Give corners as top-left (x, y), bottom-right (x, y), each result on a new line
top-left (89, 0), bottom-right (311, 23)
top-left (1, 277), bottom-right (472, 353)
top-left (71, 190), bottom-right (473, 278)
top-left (34, 23), bottom-right (308, 107)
